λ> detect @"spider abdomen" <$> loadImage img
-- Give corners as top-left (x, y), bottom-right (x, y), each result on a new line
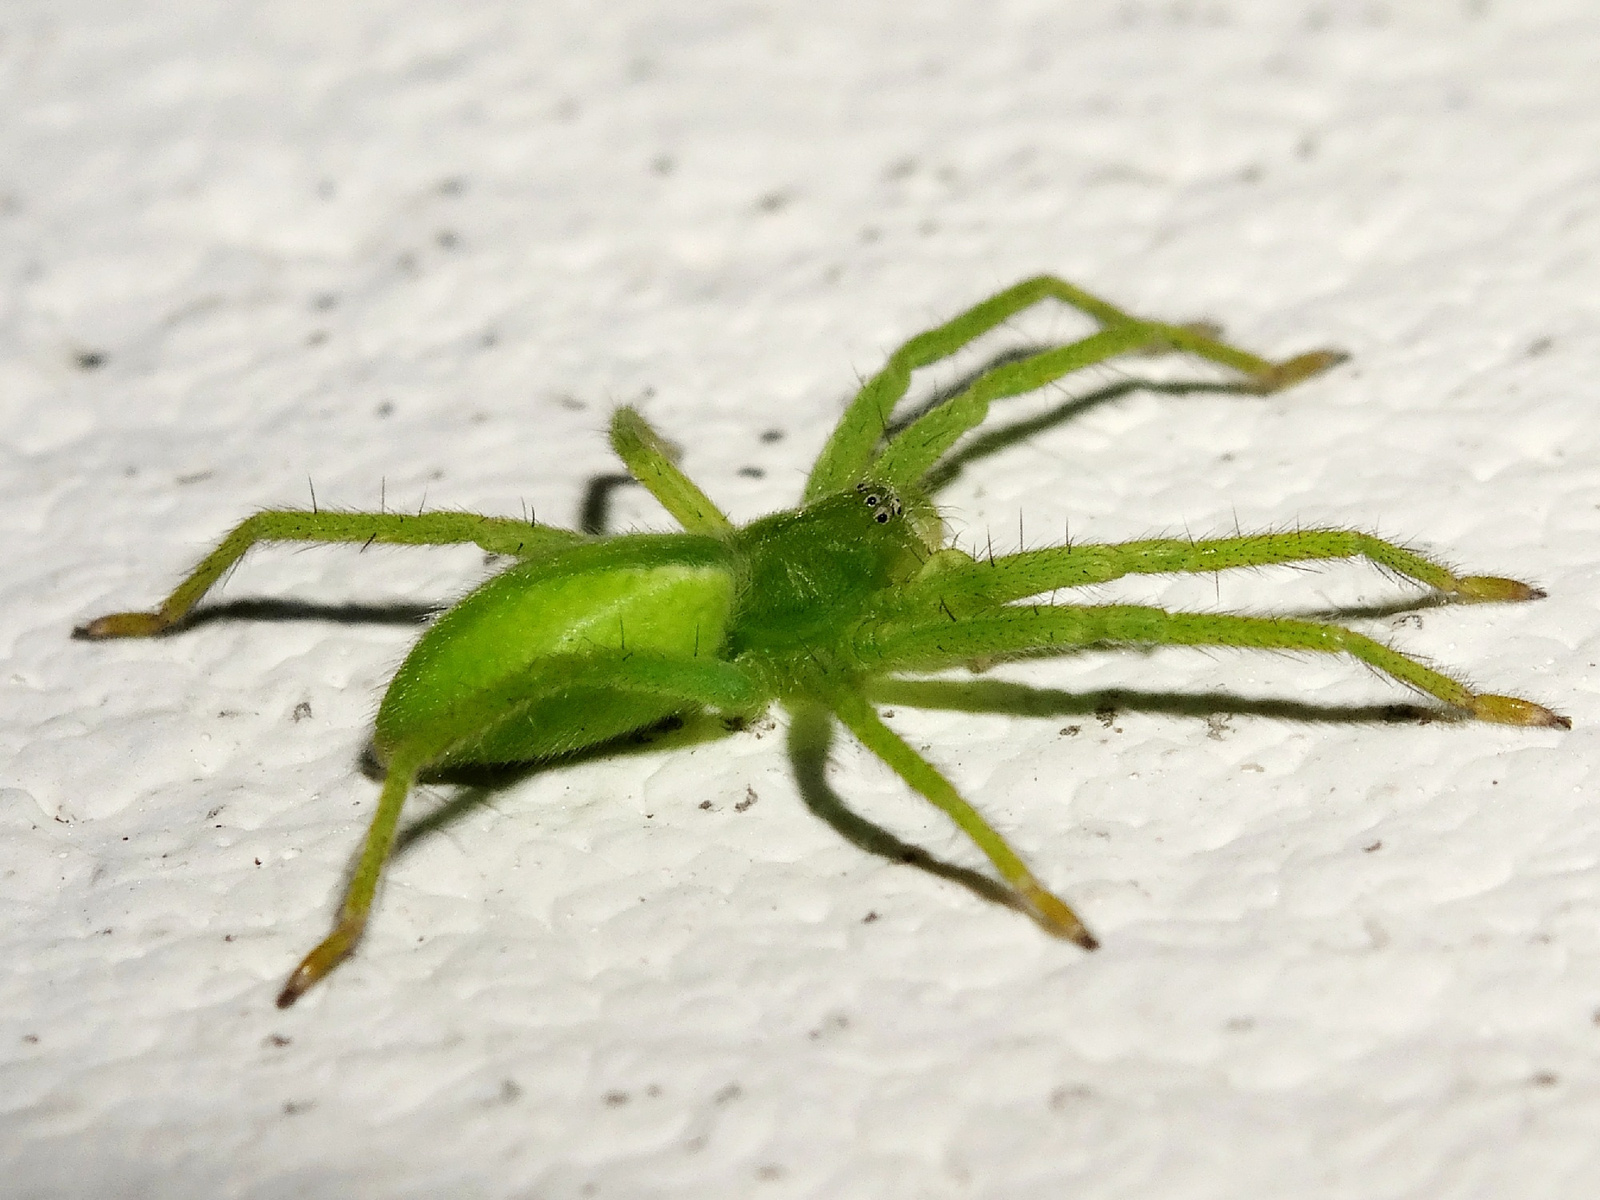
top-left (374, 534), bottom-right (737, 765)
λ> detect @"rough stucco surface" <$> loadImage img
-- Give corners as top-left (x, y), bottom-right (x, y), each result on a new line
top-left (3, 2), bottom-right (1599, 1197)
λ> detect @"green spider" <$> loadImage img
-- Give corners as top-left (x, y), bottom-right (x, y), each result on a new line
top-left (78, 276), bottom-right (1568, 1007)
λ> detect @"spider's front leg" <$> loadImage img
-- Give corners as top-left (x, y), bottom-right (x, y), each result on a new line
top-left (820, 690), bottom-right (1097, 948)
top-left (901, 529), bottom-right (1547, 613)
top-left (807, 274), bottom-right (1346, 499)
top-left (866, 605), bottom-right (1570, 728)
top-left (75, 510), bottom-right (581, 639)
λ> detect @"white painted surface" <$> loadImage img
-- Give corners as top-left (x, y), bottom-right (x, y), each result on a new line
top-left (3, 2), bottom-right (1598, 1196)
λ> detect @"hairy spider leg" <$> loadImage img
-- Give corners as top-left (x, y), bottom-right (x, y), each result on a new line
top-left (610, 407), bottom-right (734, 536)
top-left (277, 651), bottom-right (763, 1006)
top-left (274, 743), bottom-right (427, 1009)
top-left (784, 700), bottom-right (1026, 912)
top-left (821, 690), bottom-right (1097, 948)
top-left (863, 606), bottom-right (1569, 728)
top-left (75, 510), bottom-right (583, 639)
top-left (898, 530), bottom-right (1547, 616)
top-left (872, 326), bottom-right (1175, 490)
top-left (806, 274), bottom-right (1346, 501)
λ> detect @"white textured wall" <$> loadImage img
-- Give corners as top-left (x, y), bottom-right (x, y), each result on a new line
top-left (4, 2), bottom-right (1598, 1197)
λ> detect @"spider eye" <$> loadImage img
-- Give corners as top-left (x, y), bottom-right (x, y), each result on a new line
top-left (854, 481), bottom-right (899, 522)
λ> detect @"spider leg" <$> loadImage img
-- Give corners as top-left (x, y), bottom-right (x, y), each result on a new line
top-left (277, 651), bottom-right (763, 1006)
top-left (898, 530), bottom-right (1545, 614)
top-left (805, 274), bottom-right (1344, 500)
top-left (785, 699), bottom-right (1027, 912)
top-left (871, 326), bottom-right (1167, 490)
top-left (862, 604), bottom-right (1570, 728)
top-left (274, 743), bottom-right (426, 1009)
top-left (610, 407), bottom-right (733, 536)
top-left (75, 510), bottom-right (584, 638)
top-left (824, 688), bottom-right (1097, 947)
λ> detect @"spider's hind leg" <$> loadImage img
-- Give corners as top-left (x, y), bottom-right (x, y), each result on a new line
top-left (277, 651), bottom-right (765, 1006)
top-left (276, 748), bottom-right (425, 1008)
top-left (75, 510), bottom-right (582, 639)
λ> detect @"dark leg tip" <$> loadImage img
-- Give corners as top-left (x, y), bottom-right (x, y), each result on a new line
top-left (1471, 694), bottom-right (1571, 729)
top-left (1456, 576), bottom-right (1545, 603)
top-left (275, 978), bottom-right (306, 1009)
top-left (73, 611), bottom-right (170, 639)
top-left (1253, 348), bottom-right (1350, 393)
